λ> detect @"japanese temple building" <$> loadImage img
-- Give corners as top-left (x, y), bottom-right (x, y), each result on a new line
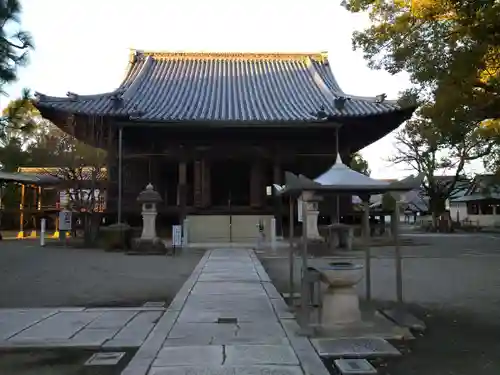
top-left (33, 50), bottom-right (416, 242)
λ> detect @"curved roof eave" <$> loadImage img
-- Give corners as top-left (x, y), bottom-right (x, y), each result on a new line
top-left (32, 50), bottom-right (415, 123)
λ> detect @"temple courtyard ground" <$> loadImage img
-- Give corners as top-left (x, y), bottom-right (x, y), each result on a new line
top-left (0, 243), bottom-right (205, 308)
top-left (0, 232), bottom-right (498, 374)
top-left (261, 231), bottom-right (500, 375)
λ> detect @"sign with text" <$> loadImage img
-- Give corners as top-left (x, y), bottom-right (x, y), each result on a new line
top-left (172, 225), bottom-right (182, 247)
top-left (58, 211), bottom-right (72, 231)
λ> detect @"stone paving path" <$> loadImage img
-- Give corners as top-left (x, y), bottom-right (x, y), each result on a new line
top-left (122, 249), bottom-right (330, 375)
top-left (0, 307), bottom-right (166, 349)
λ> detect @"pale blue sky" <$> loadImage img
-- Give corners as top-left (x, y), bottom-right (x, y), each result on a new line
top-left (3, 0), bottom-right (417, 178)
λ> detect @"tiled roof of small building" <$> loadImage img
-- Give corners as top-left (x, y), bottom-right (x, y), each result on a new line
top-left (34, 50), bottom-right (406, 123)
top-left (18, 167), bottom-right (108, 181)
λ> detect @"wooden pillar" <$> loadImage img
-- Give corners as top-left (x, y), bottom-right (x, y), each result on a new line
top-left (31, 186), bottom-right (38, 232)
top-left (178, 161), bottom-right (187, 222)
top-left (193, 160), bottom-right (202, 208)
top-left (250, 161), bottom-right (263, 208)
top-left (38, 187), bottom-right (42, 211)
top-left (201, 159), bottom-right (211, 207)
top-left (17, 184), bottom-right (25, 238)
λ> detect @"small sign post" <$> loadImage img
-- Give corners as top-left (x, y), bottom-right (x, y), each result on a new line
top-left (40, 218), bottom-right (46, 247)
top-left (58, 210), bottom-right (72, 241)
top-left (172, 224), bottom-right (182, 253)
top-left (182, 219), bottom-right (189, 247)
top-left (270, 218), bottom-right (277, 250)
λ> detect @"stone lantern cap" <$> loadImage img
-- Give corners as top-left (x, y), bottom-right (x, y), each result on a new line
top-left (137, 183), bottom-right (162, 203)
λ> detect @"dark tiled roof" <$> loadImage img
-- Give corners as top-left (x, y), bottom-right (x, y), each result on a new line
top-left (34, 51), bottom-right (404, 123)
top-left (0, 170), bottom-right (61, 186)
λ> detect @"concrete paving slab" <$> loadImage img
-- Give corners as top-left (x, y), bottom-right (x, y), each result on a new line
top-left (183, 295), bottom-right (273, 313)
top-left (153, 345), bottom-right (223, 367)
top-left (311, 338), bottom-right (401, 359)
top-left (279, 320), bottom-right (331, 375)
top-left (9, 311), bottom-right (102, 341)
top-left (163, 322), bottom-right (288, 346)
top-left (197, 273), bottom-right (261, 283)
top-left (71, 327), bottom-right (120, 345)
top-left (191, 282), bottom-right (266, 296)
top-left (314, 312), bottom-right (413, 341)
top-left (70, 311), bottom-right (139, 345)
top-left (149, 365), bottom-right (304, 375)
top-left (85, 310), bottom-right (139, 329)
top-left (224, 345), bottom-right (299, 366)
top-left (104, 310), bottom-right (163, 348)
top-left (269, 298), bottom-right (294, 319)
top-left (334, 358), bottom-right (378, 374)
top-left (121, 248), bottom-right (328, 375)
top-left (167, 322), bottom-right (237, 340)
top-left (177, 308), bottom-right (277, 323)
top-left (85, 352), bottom-right (126, 366)
top-left (0, 309), bottom-right (59, 340)
top-left (262, 282), bottom-right (282, 299)
top-left (380, 308), bottom-right (426, 332)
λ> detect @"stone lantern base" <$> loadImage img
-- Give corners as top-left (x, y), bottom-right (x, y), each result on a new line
top-left (129, 237), bottom-right (168, 255)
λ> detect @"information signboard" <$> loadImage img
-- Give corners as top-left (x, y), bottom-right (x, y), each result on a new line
top-left (172, 225), bottom-right (182, 247)
top-left (59, 210), bottom-right (72, 231)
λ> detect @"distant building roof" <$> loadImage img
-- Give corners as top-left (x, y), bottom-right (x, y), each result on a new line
top-left (0, 170), bottom-right (60, 186)
top-left (17, 167), bottom-right (108, 181)
top-left (34, 50), bottom-right (414, 124)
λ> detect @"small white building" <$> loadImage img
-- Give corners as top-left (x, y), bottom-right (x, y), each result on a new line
top-left (449, 175), bottom-right (500, 228)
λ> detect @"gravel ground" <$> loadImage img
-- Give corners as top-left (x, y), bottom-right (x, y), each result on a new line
top-left (260, 232), bottom-right (500, 375)
top-left (0, 241), bottom-right (205, 308)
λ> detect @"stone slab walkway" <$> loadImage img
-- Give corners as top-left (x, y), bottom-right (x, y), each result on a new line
top-left (0, 306), bottom-right (166, 349)
top-left (122, 249), bottom-right (330, 375)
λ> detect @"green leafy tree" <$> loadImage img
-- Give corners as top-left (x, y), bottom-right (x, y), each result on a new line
top-left (344, 0), bottom-right (500, 173)
top-left (344, 0), bottom-right (499, 123)
top-left (0, 0), bottom-right (34, 146)
top-left (350, 152), bottom-right (371, 175)
top-left (0, 0), bottom-right (33, 91)
top-left (389, 112), bottom-right (499, 224)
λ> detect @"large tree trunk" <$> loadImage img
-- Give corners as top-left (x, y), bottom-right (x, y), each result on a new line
top-left (429, 196), bottom-right (446, 232)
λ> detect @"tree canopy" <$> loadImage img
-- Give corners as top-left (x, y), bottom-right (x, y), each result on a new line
top-left (0, 0), bottom-right (33, 92)
top-left (1, 0), bottom-right (33, 143)
top-left (345, 0), bottom-right (499, 125)
top-left (350, 152), bottom-right (371, 175)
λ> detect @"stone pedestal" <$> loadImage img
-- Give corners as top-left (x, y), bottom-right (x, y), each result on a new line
top-left (141, 211), bottom-right (157, 240)
top-left (133, 183), bottom-right (166, 254)
top-left (321, 286), bottom-right (362, 326)
top-left (306, 209), bottom-right (321, 240)
top-left (302, 191), bottom-right (322, 241)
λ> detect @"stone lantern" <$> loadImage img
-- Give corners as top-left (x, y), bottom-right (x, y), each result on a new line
top-left (137, 183), bottom-right (162, 241)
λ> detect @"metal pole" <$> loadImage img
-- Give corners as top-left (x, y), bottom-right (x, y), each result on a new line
top-left (393, 201), bottom-right (403, 303)
top-left (335, 127), bottom-right (340, 223)
top-left (363, 198), bottom-right (372, 301)
top-left (288, 196), bottom-right (295, 304)
top-left (117, 126), bottom-right (123, 224)
top-left (299, 194), bottom-right (311, 334)
top-left (40, 218), bottom-right (46, 247)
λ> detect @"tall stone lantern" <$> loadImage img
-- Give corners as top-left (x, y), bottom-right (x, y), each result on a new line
top-left (137, 183), bottom-right (162, 241)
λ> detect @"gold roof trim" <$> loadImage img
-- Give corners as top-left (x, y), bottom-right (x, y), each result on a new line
top-left (132, 50), bottom-right (329, 62)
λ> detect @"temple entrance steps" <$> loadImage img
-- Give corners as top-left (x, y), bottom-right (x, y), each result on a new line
top-left (186, 214), bottom-right (274, 243)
